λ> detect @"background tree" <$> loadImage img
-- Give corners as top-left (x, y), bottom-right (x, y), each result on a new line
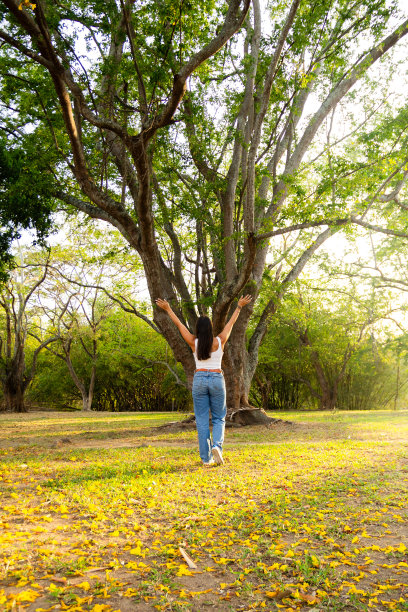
top-left (337, 340), bottom-right (408, 412)
top-left (1, 0), bottom-right (408, 422)
top-left (0, 254), bottom-right (58, 411)
top-left (284, 284), bottom-right (400, 410)
top-left (27, 233), bottom-right (190, 411)
top-left (251, 323), bottom-right (303, 412)
top-left (29, 307), bottom-right (191, 412)
top-left (252, 271), bottom-right (408, 411)
top-left (91, 308), bottom-right (190, 412)
top-left (34, 255), bottom-right (115, 411)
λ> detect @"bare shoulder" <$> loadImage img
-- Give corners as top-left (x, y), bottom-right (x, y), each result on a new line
top-left (213, 336), bottom-right (223, 351)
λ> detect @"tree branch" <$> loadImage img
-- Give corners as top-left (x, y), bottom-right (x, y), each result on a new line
top-left (136, 356), bottom-right (188, 389)
top-left (55, 191), bottom-right (141, 247)
top-left (0, 27), bottom-right (53, 69)
top-left (141, 0), bottom-right (251, 139)
top-left (46, 264), bottom-right (162, 335)
top-left (268, 18), bottom-right (408, 217)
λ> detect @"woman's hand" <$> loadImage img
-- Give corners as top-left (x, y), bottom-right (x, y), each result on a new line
top-left (155, 298), bottom-right (172, 312)
top-left (238, 294), bottom-right (252, 308)
top-left (218, 294), bottom-right (252, 346)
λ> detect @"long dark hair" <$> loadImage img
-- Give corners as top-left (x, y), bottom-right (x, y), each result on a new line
top-left (196, 316), bottom-right (213, 360)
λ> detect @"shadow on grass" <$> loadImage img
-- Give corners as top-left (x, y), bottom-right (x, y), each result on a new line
top-left (42, 450), bottom-right (195, 489)
top-left (0, 424), bottom-right (190, 447)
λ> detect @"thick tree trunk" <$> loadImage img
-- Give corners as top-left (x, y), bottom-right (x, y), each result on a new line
top-left (319, 385), bottom-right (338, 411)
top-left (3, 375), bottom-right (27, 413)
top-left (81, 394), bottom-right (92, 411)
top-left (81, 365), bottom-right (96, 412)
top-left (222, 332), bottom-right (272, 425)
top-left (309, 347), bottom-right (338, 411)
top-left (4, 386), bottom-right (26, 412)
top-left (223, 360), bottom-right (271, 424)
top-left (1, 344), bottom-right (29, 413)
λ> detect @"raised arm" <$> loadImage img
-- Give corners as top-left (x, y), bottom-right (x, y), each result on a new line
top-left (155, 299), bottom-right (196, 350)
top-left (218, 295), bottom-right (252, 348)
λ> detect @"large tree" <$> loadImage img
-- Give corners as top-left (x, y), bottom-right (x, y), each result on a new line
top-left (1, 0), bottom-right (408, 420)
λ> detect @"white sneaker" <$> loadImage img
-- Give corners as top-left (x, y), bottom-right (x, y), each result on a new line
top-left (212, 446), bottom-right (224, 465)
top-left (203, 459), bottom-right (215, 467)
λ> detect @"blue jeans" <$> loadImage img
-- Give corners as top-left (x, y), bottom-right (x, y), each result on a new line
top-left (192, 371), bottom-right (226, 463)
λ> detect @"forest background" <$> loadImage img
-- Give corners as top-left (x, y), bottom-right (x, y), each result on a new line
top-left (1, 0), bottom-right (408, 418)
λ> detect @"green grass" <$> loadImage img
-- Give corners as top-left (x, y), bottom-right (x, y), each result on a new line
top-left (3, 408), bottom-right (408, 448)
top-left (0, 410), bottom-right (407, 611)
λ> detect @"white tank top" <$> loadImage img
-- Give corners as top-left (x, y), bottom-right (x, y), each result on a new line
top-left (194, 336), bottom-right (223, 369)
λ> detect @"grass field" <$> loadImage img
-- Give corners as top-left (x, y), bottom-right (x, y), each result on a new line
top-left (0, 410), bottom-right (407, 611)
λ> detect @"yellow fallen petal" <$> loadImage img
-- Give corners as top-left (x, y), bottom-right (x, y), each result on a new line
top-left (15, 590), bottom-right (40, 603)
top-left (77, 581), bottom-right (91, 591)
top-left (176, 565), bottom-right (193, 576)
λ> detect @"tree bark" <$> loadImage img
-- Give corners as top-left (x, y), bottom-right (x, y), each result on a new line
top-left (3, 377), bottom-right (27, 412)
top-left (319, 385), bottom-right (338, 411)
top-left (2, 351), bottom-right (28, 413)
top-left (223, 334), bottom-right (271, 424)
top-left (81, 394), bottom-right (92, 411)
top-left (63, 352), bottom-right (96, 412)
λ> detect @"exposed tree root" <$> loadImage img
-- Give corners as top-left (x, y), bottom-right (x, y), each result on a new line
top-left (153, 407), bottom-right (293, 433)
top-left (229, 406), bottom-right (293, 426)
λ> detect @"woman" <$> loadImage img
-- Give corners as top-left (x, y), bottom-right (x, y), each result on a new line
top-left (155, 295), bottom-right (252, 466)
